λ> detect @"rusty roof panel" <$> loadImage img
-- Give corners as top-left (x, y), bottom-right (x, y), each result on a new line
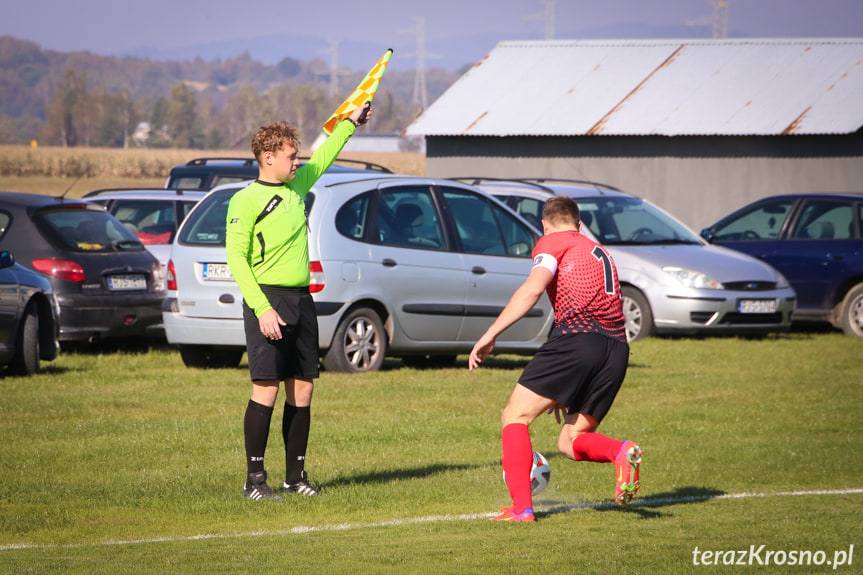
top-left (404, 39), bottom-right (863, 137)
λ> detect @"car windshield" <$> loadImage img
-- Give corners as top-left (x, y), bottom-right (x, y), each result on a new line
top-left (33, 208), bottom-right (144, 252)
top-left (180, 188), bottom-right (315, 247)
top-left (578, 196), bottom-right (702, 246)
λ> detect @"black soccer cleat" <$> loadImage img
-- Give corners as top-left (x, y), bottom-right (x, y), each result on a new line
top-left (243, 470), bottom-right (283, 501)
top-left (282, 471), bottom-right (320, 496)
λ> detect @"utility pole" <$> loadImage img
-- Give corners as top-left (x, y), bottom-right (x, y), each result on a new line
top-left (712, 1), bottom-right (728, 39)
top-left (523, 0), bottom-right (556, 40)
top-left (319, 40), bottom-right (340, 98)
top-left (401, 17), bottom-right (430, 111)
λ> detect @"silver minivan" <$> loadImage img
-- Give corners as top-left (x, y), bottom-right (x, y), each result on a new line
top-left (163, 173), bottom-right (553, 372)
top-left (463, 178), bottom-right (797, 342)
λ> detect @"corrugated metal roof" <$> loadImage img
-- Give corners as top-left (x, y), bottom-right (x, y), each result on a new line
top-left (404, 39), bottom-right (863, 137)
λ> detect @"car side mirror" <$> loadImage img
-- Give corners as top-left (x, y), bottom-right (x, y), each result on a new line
top-left (700, 228), bottom-right (714, 243)
top-left (0, 250), bottom-right (14, 269)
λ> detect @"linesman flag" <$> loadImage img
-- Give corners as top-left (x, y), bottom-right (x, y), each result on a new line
top-left (323, 48), bottom-right (393, 135)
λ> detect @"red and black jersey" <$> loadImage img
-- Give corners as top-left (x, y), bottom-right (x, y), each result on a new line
top-left (532, 230), bottom-right (626, 342)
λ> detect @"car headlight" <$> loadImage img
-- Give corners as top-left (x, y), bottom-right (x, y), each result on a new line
top-left (662, 266), bottom-right (723, 289)
top-left (774, 270), bottom-right (790, 289)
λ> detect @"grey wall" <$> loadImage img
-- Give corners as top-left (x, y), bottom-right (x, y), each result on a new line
top-left (422, 133), bottom-right (863, 230)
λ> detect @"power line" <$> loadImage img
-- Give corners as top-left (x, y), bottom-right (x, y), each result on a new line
top-left (400, 17), bottom-right (441, 111)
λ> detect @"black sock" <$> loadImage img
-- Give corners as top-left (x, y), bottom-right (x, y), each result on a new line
top-left (283, 404), bottom-right (311, 483)
top-left (244, 399), bottom-right (273, 476)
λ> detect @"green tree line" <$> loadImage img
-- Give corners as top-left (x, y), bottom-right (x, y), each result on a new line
top-left (0, 36), bottom-right (462, 149)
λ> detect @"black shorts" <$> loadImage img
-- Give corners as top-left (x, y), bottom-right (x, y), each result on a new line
top-left (518, 333), bottom-right (629, 422)
top-left (243, 285), bottom-right (319, 381)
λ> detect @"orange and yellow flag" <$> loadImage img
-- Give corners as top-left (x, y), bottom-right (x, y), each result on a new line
top-left (323, 49), bottom-right (393, 135)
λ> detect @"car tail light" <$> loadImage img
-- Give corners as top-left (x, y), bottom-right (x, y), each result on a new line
top-left (32, 258), bottom-right (86, 282)
top-left (166, 259), bottom-right (177, 291)
top-left (309, 261), bottom-right (325, 293)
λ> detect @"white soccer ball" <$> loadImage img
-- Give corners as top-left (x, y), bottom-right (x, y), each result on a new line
top-left (503, 450), bottom-right (551, 496)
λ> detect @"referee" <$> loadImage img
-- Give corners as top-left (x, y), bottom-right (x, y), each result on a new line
top-left (469, 195), bottom-right (642, 521)
top-left (226, 104), bottom-right (371, 501)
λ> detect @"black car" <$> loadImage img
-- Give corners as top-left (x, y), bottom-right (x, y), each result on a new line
top-left (0, 192), bottom-right (166, 345)
top-left (701, 193), bottom-right (863, 336)
top-left (0, 250), bottom-right (60, 375)
top-left (165, 156), bottom-right (392, 190)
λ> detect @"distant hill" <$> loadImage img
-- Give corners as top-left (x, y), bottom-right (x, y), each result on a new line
top-left (0, 35), bottom-right (463, 145)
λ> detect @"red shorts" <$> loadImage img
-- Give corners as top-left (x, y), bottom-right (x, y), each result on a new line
top-left (518, 333), bottom-right (629, 422)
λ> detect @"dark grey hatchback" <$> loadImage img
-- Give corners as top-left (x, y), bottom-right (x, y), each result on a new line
top-left (0, 192), bottom-right (166, 345)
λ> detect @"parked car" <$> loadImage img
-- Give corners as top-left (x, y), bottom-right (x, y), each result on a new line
top-left (165, 156), bottom-right (393, 190)
top-left (0, 250), bottom-right (60, 375)
top-left (0, 192), bottom-right (166, 345)
top-left (700, 193), bottom-right (863, 337)
top-left (83, 188), bottom-right (208, 271)
top-left (163, 174), bottom-right (553, 372)
top-left (458, 178), bottom-right (797, 342)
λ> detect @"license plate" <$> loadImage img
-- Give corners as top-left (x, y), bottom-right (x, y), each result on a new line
top-left (108, 274), bottom-right (147, 291)
top-left (203, 263), bottom-right (234, 281)
top-left (738, 299), bottom-right (777, 313)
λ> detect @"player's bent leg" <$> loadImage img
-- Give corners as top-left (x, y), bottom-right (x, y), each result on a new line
top-left (557, 412), bottom-right (599, 460)
top-left (501, 383), bottom-right (557, 426)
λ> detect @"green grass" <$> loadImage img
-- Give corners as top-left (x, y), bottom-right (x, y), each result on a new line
top-left (1, 333), bottom-right (861, 574)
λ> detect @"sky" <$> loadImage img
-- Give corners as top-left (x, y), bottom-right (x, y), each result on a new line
top-left (3, 0), bottom-right (862, 70)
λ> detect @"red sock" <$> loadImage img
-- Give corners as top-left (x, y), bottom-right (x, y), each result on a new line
top-left (501, 423), bottom-right (534, 514)
top-left (572, 433), bottom-right (623, 462)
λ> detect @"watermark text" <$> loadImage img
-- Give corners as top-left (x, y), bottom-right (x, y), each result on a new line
top-left (693, 545), bottom-right (854, 569)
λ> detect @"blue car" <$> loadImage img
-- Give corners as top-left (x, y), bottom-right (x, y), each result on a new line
top-left (701, 193), bottom-right (863, 336)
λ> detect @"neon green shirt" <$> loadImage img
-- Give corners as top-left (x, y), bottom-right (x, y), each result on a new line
top-left (225, 120), bottom-right (355, 317)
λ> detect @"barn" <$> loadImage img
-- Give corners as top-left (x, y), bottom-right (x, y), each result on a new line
top-left (404, 38), bottom-right (863, 230)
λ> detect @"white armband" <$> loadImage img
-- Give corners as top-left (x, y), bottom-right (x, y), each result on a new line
top-left (532, 253), bottom-right (558, 274)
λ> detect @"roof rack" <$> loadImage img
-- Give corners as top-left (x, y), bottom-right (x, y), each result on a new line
top-left (450, 177), bottom-right (622, 195)
top-left (83, 187), bottom-right (190, 198)
top-left (184, 157), bottom-right (256, 167)
top-left (518, 178), bottom-right (623, 194)
top-left (181, 156), bottom-right (392, 173)
top-left (447, 177), bottom-right (557, 194)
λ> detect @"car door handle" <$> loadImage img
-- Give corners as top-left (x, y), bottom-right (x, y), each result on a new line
top-left (471, 266), bottom-right (486, 275)
top-left (382, 258), bottom-right (397, 267)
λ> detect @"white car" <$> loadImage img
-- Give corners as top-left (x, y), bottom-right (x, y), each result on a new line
top-left (163, 173), bottom-right (553, 372)
top-left (83, 188), bottom-right (208, 273)
top-left (459, 178), bottom-right (797, 342)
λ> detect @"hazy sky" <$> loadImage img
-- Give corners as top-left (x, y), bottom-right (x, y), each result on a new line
top-left (3, 0), bottom-right (862, 65)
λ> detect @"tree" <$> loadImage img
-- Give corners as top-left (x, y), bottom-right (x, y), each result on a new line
top-left (218, 84), bottom-right (274, 150)
top-left (165, 83), bottom-right (201, 148)
top-left (41, 68), bottom-right (87, 147)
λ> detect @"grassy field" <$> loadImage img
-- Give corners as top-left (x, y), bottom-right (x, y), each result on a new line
top-left (1, 333), bottom-right (861, 574)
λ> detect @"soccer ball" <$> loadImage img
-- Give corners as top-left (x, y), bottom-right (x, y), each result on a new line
top-left (503, 450), bottom-right (551, 496)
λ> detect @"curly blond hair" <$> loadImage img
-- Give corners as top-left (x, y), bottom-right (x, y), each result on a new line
top-left (250, 121), bottom-right (301, 162)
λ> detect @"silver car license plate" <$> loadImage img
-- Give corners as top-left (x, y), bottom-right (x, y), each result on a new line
top-left (109, 274), bottom-right (147, 290)
top-left (203, 263), bottom-right (234, 281)
top-left (738, 299), bottom-right (778, 313)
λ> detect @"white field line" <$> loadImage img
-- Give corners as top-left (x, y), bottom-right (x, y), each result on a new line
top-left (2, 487), bottom-right (862, 552)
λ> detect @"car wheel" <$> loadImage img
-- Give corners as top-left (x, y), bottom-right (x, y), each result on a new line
top-left (838, 283), bottom-right (863, 337)
top-left (621, 286), bottom-right (655, 342)
top-left (179, 345), bottom-right (244, 368)
top-left (11, 302), bottom-right (40, 376)
top-left (322, 308), bottom-right (386, 373)
top-left (402, 354), bottom-right (457, 369)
